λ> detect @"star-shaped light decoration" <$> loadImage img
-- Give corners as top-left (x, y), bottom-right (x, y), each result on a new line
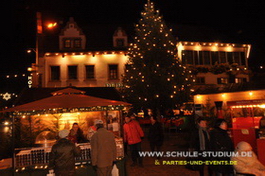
top-left (2, 92), bottom-right (12, 101)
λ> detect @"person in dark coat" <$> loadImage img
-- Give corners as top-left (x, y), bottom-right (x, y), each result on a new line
top-left (49, 129), bottom-right (81, 176)
top-left (148, 116), bottom-right (164, 153)
top-left (189, 117), bottom-right (211, 176)
top-left (209, 119), bottom-right (234, 176)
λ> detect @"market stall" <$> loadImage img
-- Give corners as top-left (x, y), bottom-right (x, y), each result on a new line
top-left (1, 88), bottom-right (130, 175)
top-left (227, 99), bottom-right (265, 165)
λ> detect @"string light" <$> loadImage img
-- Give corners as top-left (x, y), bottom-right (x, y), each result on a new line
top-left (12, 105), bottom-right (128, 116)
top-left (123, 0), bottom-right (192, 109)
top-left (2, 73), bottom-right (28, 79)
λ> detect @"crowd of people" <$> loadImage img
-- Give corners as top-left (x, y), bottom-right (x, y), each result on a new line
top-left (47, 115), bottom-right (265, 176)
top-left (48, 120), bottom-right (117, 176)
top-left (189, 117), bottom-right (265, 176)
top-left (47, 114), bottom-right (164, 176)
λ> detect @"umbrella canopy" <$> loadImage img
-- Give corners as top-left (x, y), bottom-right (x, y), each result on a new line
top-left (1, 88), bottom-right (130, 113)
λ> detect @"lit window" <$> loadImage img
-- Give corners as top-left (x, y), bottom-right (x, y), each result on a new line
top-left (196, 77), bottom-right (205, 84)
top-left (194, 51), bottom-right (202, 65)
top-left (211, 51), bottom-right (219, 65)
top-left (234, 52), bottom-right (240, 65)
top-left (203, 51), bottom-right (211, 65)
top-left (182, 50), bottom-right (193, 65)
top-left (219, 51), bottom-right (227, 63)
top-left (68, 65), bottom-right (78, 79)
top-left (85, 65), bottom-right (95, 79)
top-left (64, 39), bottom-right (71, 48)
top-left (235, 78), bottom-right (247, 83)
top-left (227, 52), bottom-right (233, 64)
top-left (217, 77), bottom-right (228, 84)
top-left (109, 64), bottom-right (118, 80)
top-left (240, 52), bottom-right (246, 65)
top-left (50, 66), bottom-right (60, 81)
top-left (74, 39), bottom-right (81, 48)
top-left (116, 39), bottom-right (125, 47)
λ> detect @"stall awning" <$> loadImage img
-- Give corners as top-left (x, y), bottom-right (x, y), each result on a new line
top-left (1, 88), bottom-right (131, 113)
top-left (227, 99), bottom-right (265, 107)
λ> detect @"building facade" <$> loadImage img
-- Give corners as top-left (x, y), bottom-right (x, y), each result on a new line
top-left (30, 17), bottom-right (251, 89)
top-left (178, 41), bottom-right (250, 91)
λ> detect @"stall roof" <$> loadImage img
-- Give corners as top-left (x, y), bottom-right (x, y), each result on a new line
top-left (227, 99), bottom-right (265, 107)
top-left (1, 88), bottom-right (130, 113)
top-left (12, 87), bottom-right (123, 106)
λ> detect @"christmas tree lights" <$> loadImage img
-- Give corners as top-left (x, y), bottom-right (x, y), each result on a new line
top-left (121, 0), bottom-right (192, 115)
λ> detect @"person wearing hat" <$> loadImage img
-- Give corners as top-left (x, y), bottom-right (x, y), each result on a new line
top-left (91, 119), bottom-right (117, 176)
top-left (231, 141), bottom-right (265, 176)
top-left (49, 129), bottom-right (81, 176)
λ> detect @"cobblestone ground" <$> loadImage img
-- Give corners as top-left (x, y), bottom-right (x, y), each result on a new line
top-left (125, 126), bottom-right (202, 176)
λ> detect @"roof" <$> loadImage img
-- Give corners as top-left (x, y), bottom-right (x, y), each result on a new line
top-left (51, 87), bottom-right (85, 95)
top-left (42, 19), bottom-right (249, 53)
top-left (13, 87), bottom-right (123, 106)
top-left (1, 88), bottom-right (130, 113)
top-left (43, 23), bottom-right (134, 52)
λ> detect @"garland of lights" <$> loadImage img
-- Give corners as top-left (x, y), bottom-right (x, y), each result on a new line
top-left (11, 105), bottom-right (129, 116)
top-left (189, 64), bottom-right (250, 75)
top-left (15, 156), bottom-right (124, 172)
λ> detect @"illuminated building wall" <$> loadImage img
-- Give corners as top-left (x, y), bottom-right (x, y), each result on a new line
top-left (32, 18), bottom-right (251, 88)
top-left (177, 42), bottom-right (250, 85)
top-left (194, 90), bottom-right (265, 107)
top-left (194, 90), bottom-right (265, 120)
top-left (42, 51), bottom-right (127, 87)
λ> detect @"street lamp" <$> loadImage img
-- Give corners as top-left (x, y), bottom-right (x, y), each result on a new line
top-left (26, 48), bottom-right (36, 54)
top-left (29, 12), bottom-right (57, 87)
top-left (47, 22), bottom-right (57, 29)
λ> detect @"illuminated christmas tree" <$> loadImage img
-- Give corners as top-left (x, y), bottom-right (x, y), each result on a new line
top-left (122, 0), bottom-right (192, 116)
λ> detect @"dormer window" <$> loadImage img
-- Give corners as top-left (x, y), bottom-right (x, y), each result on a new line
top-left (74, 39), bottom-right (81, 48)
top-left (116, 39), bottom-right (125, 47)
top-left (113, 27), bottom-right (128, 48)
top-left (59, 17), bottom-right (86, 50)
top-left (63, 38), bottom-right (82, 49)
top-left (64, 39), bottom-right (71, 48)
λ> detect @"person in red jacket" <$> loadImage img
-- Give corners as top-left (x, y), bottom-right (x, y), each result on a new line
top-left (123, 115), bottom-right (144, 167)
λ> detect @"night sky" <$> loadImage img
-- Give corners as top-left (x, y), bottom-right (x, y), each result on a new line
top-left (2, 0), bottom-right (265, 83)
